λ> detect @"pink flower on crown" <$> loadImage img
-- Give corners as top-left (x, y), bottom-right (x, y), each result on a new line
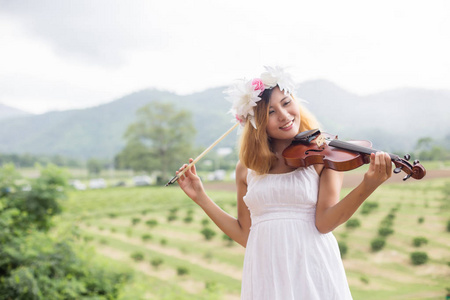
top-left (251, 78), bottom-right (265, 94)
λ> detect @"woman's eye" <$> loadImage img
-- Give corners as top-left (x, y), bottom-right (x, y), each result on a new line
top-left (284, 100), bottom-right (291, 106)
top-left (269, 110), bottom-right (275, 115)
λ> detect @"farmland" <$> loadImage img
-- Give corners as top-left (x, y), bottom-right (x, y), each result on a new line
top-left (58, 174), bottom-right (450, 299)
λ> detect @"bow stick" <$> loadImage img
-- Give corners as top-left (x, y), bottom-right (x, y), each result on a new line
top-left (165, 122), bottom-right (239, 186)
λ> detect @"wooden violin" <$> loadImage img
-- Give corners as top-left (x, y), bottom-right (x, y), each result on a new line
top-left (282, 129), bottom-right (426, 181)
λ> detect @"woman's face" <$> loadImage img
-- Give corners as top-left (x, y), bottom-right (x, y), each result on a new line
top-left (265, 86), bottom-right (301, 141)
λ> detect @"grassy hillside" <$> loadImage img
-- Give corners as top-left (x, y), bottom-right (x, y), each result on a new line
top-left (58, 177), bottom-right (449, 299)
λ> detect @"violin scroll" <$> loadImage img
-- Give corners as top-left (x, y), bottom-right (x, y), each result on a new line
top-left (392, 156), bottom-right (426, 181)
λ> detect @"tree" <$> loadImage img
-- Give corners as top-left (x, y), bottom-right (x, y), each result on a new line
top-left (116, 102), bottom-right (196, 182)
top-left (0, 164), bottom-right (130, 299)
top-left (87, 158), bottom-right (103, 175)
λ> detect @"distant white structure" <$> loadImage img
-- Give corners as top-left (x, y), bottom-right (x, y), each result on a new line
top-left (89, 178), bottom-right (107, 189)
top-left (133, 175), bottom-right (153, 186)
top-left (69, 179), bottom-right (86, 190)
top-left (207, 169), bottom-right (226, 181)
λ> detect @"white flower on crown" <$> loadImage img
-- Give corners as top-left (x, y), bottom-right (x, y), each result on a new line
top-left (260, 65), bottom-right (296, 96)
top-left (225, 78), bottom-right (265, 129)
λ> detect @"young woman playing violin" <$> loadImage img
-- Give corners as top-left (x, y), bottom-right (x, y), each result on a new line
top-left (176, 66), bottom-right (392, 300)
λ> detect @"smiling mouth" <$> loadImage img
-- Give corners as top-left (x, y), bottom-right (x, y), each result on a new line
top-left (280, 119), bottom-right (294, 129)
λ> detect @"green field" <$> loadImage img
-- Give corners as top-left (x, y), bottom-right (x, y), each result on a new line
top-left (58, 176), bottom-right (450, 300)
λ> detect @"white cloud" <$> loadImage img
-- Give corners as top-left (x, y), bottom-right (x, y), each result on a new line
top-left (0, 0), bottom-right (449, 114)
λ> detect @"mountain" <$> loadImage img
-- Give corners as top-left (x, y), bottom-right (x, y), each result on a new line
top-left (0, 103), bottom-right (31, 120)
top-left (0, 81), bottom-right (448, 160)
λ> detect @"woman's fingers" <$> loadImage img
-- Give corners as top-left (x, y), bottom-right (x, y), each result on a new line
top-left (175, 159), bottom-right (196, 179)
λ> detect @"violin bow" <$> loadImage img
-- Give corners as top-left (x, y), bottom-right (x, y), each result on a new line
top-left (165, 122), bottom-right (239, 186)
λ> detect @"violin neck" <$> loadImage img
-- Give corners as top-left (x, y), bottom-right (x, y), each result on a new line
top-left (328, 139), bottom-right (398, 160)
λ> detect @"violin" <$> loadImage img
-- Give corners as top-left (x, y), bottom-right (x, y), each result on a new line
top-left (282, 129), bottom-right (426, 181)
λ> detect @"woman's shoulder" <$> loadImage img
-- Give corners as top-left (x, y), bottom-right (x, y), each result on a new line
top-left (235, 160), bottom-right (248, 184)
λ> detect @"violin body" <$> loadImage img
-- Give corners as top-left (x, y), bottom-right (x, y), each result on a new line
top-left (282, 129), bottom-right (426, 181)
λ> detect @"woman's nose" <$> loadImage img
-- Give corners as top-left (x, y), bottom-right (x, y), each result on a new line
top-left (278, 109), bottom-right (290, 121)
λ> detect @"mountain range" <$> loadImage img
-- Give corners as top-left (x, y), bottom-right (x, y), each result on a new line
top-left (0, 80), bottom-right (448, 160)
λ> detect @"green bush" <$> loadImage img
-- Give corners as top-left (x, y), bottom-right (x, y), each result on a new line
top-left (131, 251), bottom-right (145, 262)
top-left (222, 233), bottom-right (234, 246)
top-left (447, 220), bottom-right (450, 232)
top-left (346, 218), bottom-right (361, 229)
top-left (177, 266), bottom-right (189, 276)
top-left (417, 217), bottom-right (424, 224)
top-left (378, 226), bottom-right (394, 237)
top-left (145, 219), bottom-right (158, 228)
top-left (361, 201), bottom-right (378, 215)
top-left (131, 217), bottom-right (141, 225)
top-left (167, 214), bottom-right (177, 222)
top-left (150, 258), bottom-right (163, 269)
top-left (338, 241), bottom-right (348, 258)
top-left (183, 216), bottom-right (193, 223)
top-left (201, 228), bottom-right (216, 240)
top-left (410, 251), bottom-right (428, 265)
top-left (141, 234), bottom-right (152, 241)
top-left (201, 218), bottom-right (210, 226)
top-left (360, 275), bottom-right (369, 284)
top-left (412, 236), bottom-right (428, 247)
top-left (371, 237), bottom-right (386, 252)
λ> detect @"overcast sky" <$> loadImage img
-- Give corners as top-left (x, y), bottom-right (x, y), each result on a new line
top-left (1, 0), bottom-right (449, 114)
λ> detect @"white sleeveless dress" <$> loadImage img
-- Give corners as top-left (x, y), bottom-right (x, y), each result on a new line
top-left (241, 166), bottom-right (352, 300)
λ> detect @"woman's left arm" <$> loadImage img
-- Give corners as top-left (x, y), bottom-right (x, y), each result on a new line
top-left (315, 152), bottom-right (392, 234)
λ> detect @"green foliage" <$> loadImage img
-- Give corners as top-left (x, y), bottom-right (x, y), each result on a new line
top-left (141, 234), bottom-right (152, 241)
top-left (200, 228), bottom-right (216, 240)
top-left (86, 158), bottom-right (103, 175)
top-left (183, 216), bottom-right (193, 223)
top-left (176, 266), bottom-right (189, 276)
top-left (0, 153), bottom-right (83, 168)
top-left (370, 237), bottom-right (386, 252)
top-left (222, 234), bottom-right (233, 246)
top-left (447, 220), bottom-right (450, 232)
top-left (412, 237), bottom-right (428, 247)
top-left (361, 201), bottom-right (378, 215)
top-left (378, 226), bottom-right (394, 237)
top-left (338, 241), bottom-right (348, 258)
top-left (150, 258), bottom-right (163, 269)
top-left (145, 219), bottom-right (158, 228)
top-left (130, 252), bottom-right (145, 262)
top-left (131, 217), bottom-right (141, 225)
top-left (115, 102), bottom-right (196, 181)
top-left (410, 251), bottom-right (429, 265)
top-left (360, 275), bottom-right (370, 285)
top-left (0, 164), bottom-right (129, 299)
top-left (345, 218), bottom-right (361, 229)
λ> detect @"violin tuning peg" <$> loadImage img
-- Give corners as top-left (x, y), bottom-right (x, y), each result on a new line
top-left (393, 167), bottom-right (402, 174)
top-left (414, 159), bottom-right (420, 165)
top-left (403, 174), bottom-right (412, 181)
top-left (404, 154), bottom-right (411, 161)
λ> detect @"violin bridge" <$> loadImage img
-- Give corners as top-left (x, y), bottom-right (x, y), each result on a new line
top-left (315, 134), bottom-right (325, 147)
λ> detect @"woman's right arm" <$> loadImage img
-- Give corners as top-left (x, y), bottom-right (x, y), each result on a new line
top-left (177, 159), bottom-right (251, 247)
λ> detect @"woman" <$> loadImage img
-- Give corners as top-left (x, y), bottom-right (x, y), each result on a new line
top-left (176, 66), bottom-right (392, 299)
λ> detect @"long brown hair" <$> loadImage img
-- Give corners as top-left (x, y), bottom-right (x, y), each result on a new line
top-left (239, 88), bottom-right (320, 174)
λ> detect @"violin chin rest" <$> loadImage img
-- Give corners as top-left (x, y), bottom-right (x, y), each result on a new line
top-left (294, 129), bottom-right (321, 144)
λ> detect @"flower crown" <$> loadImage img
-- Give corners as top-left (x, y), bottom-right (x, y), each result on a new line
top-left (225, 66), bottom-right (296, 129)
